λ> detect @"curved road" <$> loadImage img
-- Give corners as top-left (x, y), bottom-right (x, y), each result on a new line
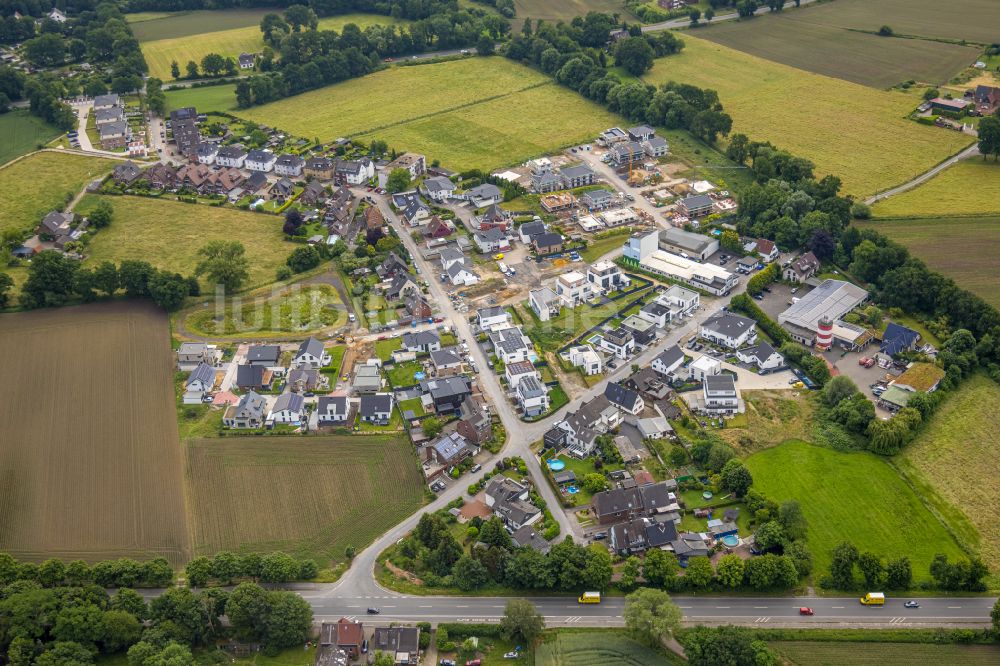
top-left (865, 143), bottom-right (981, 206)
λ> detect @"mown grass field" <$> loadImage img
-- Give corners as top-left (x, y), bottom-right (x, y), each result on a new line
top-left (695, 14), bottom-right (980, 88)
top-left (164, 83), bottom-right (239, 113)
top-left (872, 160), bottom-right (1000, 218)
top-left (895, 374), bottom-right (1000, 571)
top-left (185, 436), bottom-right (425, 565)
top-left (139, 12), bottom-right (408, 81)
top-left (512, 0), bottom-right (633, 22)
top-left (76, 195), bottom-right (290, 292)
top-left (0, 111), bottom-right (62, 165)
top-left (535, 630), bottom-right (681, 666)
top-left (182, 283), bottom-right (345, 338)
top-left (771, 641), bottom-right (1000, 665)
top-left (0, 303), bottom-right (190, 563)
top-left (745, 440), bottom-right (966, 584)
top-left (778, 0), bottom-right (1000, 44)
top-left (643, 36), bottom-right (972, 197)
top-left (855, 215), bottom-right (1000, 309)
top-left (0, 151), bottom-right (115, 236)
top-left (129, 8), bottom-right (275, 40)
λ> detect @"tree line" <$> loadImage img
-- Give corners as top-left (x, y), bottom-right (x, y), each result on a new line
top-left (183, 550), bottom-right (321, 587)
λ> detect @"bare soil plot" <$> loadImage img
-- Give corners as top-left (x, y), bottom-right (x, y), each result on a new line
top-left (0, 303), bottom-right (190, 563)
top-left (185, 435), bottom-right (426, 565)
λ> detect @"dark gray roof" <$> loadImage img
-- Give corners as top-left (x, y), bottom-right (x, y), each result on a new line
top-left (422, 175), bottom-right (454, 192)
top-left (702, 311), bottom-right (755, 339)
top-left (276, 153), bottom-right (304, 167)
top-left (533, 232), bottom-right (563, 247)
top-left (603, 327), bottom-right (633, 347)
top-left (296, 337), bottom-right (324, 360)
top-left (236, 364), bottom-right (267, 388)
top-left (196, 144), bottom-right (219, 156)
top-left (420, 375), bottom-right (471, 399)
top-left (306, 156), bottom-right (334, 169)
top-left (402, 329), bottom-right (439, 348)
top-left (468, 183), bottom-right (501, 199)
top-left (217, 145), bottom-right (247, 159)
top-left (511, 526), bottom-right (550, 553)
top-left (740, 341), bottom-right (778, 362)
top-left (560, 164), bottom-right (594, 180)
top-left (519, 220), bottom-right (546, 239)
top-left (234, 391), bottom-right (266, 418)
top-left (582, 189), bottom-right (613, 204)
top-left (477, 305), bottom-right (507, 319)
top-left (272, 392), bottom-right (305, 414)
top-left (360, 393), bottom-right (393, 416)
top-left (98, 120), bottom-right (128, 137)
top-left (317, 395), bottom-right (348, 414)
top-left (475, 227), bottom-right (506, 243)
top-left (94, 93), bottom-right (120, 107)
top-left (641, 302), bottom-right (671, 317)
top-left (517, 375), bottom-right (545, 399)
top-left (247, 345), bottom-right (281, 363)
top-left (246, 149), bottom-right (275, 162)
top-left (704, 374), bottom-right (736, 392)
top-left (604, 382), bottom-right (641, 411)
top-left (186, 362), bottom-right (215, 387)
top-left (372, 627), bottom-right (419, 655)
top-left (446, 262), bottom-right (470, 279)
top-left (645, 519), bottom-right (678, 548)
top-left (679, 194), bottom-right (714, 209)
top-left (638, 482), bottom-right (673, 513)
top-left (591, 486), bottom-right (642, 517)
top-left (430, 346), bottom-right (462, 367)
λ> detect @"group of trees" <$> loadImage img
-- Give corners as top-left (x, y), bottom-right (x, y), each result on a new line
top-left (234, 1), bottom-right (506, 107)
top-left (171, 52), bottom-right (240, 79)
top-left (504, 16), bottom-right (732, 144)
top-left (184, 551), bottom-right (319, 587)
top-left (0, 553), bottom-right (173, 590)
top-left (826, 541), bottom-right (987, 592)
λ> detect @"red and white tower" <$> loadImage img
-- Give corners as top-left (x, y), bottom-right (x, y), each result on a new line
top-left (815, 315), bottom-right (833, 351)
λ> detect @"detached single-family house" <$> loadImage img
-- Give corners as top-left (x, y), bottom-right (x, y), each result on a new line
top-left (446, 261), bottom-right (479, 286)
top-left (556, 271), bottom-right (593, 307)
top-left (426, 431), bottom-right (478, 466)
top-left (457, 396), bottom-right (492, 445)
top-left (477, 305), bottom-right (511, 331)
top-left (287, 367), bottom-right (321, 393)
top-left (516, 375), bottom-right (549, 417)
top-left (177, 342), bottom-right (212, 367)
top-left (245, 149), bottom-right (277, 172)
top-left (392, 191), bottom-right (431, 226)
top-left (659, 285), bottom-right (700, 317)
top-left (235, 364), bottom-right (274, 391)
top-left (352, 363), bottom-right (384, 394)
top-left (386, 273), bottom-right (420, 301)
top-left (316, 396), bottom-right (350, 425)
top-left (784, 251), bottom-right (820, 283)
top-left (372, 627), bottom-right (420, 666)
top-left (518, 220), bottom-right (546, 245)
top-left (604, 381), bottom-right (644, 415)
top-left (505, 360), bottom-right (540, 389)
top-left (528, 287), bottom-right (561, 322)
top-left (247, 345), bottom-right (281, 367)
top-left (587, 260), bottom-right (630, 293)
top-left (184, 362), bottom-right (216, 402)
top-left (420, 176), bottom-right (455, 202)
top-left (489, 327), bottom-right (533, 365)
top-left (580, 189), bottom-right (614, 211)
top-left (430, 346), bottom-right (463, 372)
top-left (702, 374), bottom-right (740, 414)
top-left (755, 238), bottom-right (779, 263)
top-left (642, 136), bottom-right (669, 158)
top-left (305, 157), bottom-right (335, 180)
top-left (465, 183), bottom-right (502, 207)
top-left (216, 145), bottom-right (247, 168)
top-left (224, 391), bottom-right (267, 429)
top-left (269, 392), bottom-right (306, 424)
top-left (651, 345), bottom-right (686, 380)
top-left (639, 301), bottom-right (672, 329)
top-left (600, 327), bottom-right (635, 360)
top-left (359, 393), bottom-right (394, 425)
top-left (323, 618), bottom-right (363, 659)
top-left (473, 227), bottom-right (510, 254)
top-left (439, 247), bottom-right (467, 271)
top-left (402, 330), bottom-right (441, 353)
top-left (293, 337), bottom-right (329, 369)
top-left (420, 376), bottom-right (472, 414)
top-left (880, 322), bottom-right (921, 357)
top-left (238, 52), bottom-right (255, 69)
top-left (112, 161), bottom-right (143, 186)
top-left (561, 163), bottom-right (596, 188)
top-left (532, 232), bottom-right (564, 255)
top-left (569, 345), bottom-right (602, 376)
top-left (700, 311), bottom-right (757, 349)
top-left (688, 354), bottom-right (721, 382)
top-left (476, 204), bottom-right (512, 232)
top-left (736, 341), bottom-right (783, 371)
top-left (274, 153), bottom-right (305, 177)
top-left (99, 120), bottom-right (130, 149)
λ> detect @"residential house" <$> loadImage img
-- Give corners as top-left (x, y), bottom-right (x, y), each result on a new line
top-left (473, 227), bottom-right (510, 254)
top-left (423, 216), bottom-right (453, 239)
top-left (446, 261), bottom-right (479, 286)
top-left (628, 125), bottom-right (656, 141)
top-left (238, 52), bottom-right (255, 69)
top-left (642, 136), bottom-right (669, 158)
top-left (268, 392), bottom-right (306, 424)
top-left (591, 486), bottom-right (643, 525)
top-left (235, 364), bottom-right (274, 391)
top-left (604, 382), bottom-right (644, 415)
top-left (645, 520), bottom-right (680, 554)
top-left (700, 311), bottom-right (757, 349)
top-left (489, 327), bottom-right (533, 365)
top-left (93, 94), bottom-right (120, 111)
top-left (371, 626), bottom-right (420, 665)
top-left (659, 227), bottom-right (719, 261)
top-left (476, 204), bottom-right (512, 231)
top-left (271, 177), bottom-right (294, 200)
top-left (610, 518), bottom-right (650, 555)
top-left (516, 375), bottom-right (549, 417)
top-left (177, 342), bottom-right (212, 367)
top-left (609, 141), bottom-right (646, 169)
top-left (556, 271), bottom-right (593, 307)
top-left (377, 251), bottom-right (410, 280)
top-left (300, 180), bottom-right (327, 206)
top-left (533, 232), bottom-right (564, 256)
top-left (528, 287), bottom-right (561, 322)
top-left (47, 7), bottom-right (68, 22)
top-left (736, 341), bottom-right (783, 371)
top-left (512, 526), bottom-right (551, 554)
top-left (335, 158), bottom-right (374, 185)
top-left (477, 305), bottom-right (511, 331)
top-left (638, 301), bottom-right (672, 328)
top-left (406, 295), bottom-right (433, 320)
top-left (316, 396), bottom-right (350, 425)
top-left (386, 152), bottom-right (426, 179)
top-left (274, 153), bottom-right (304, 177)
top-left (215, 145), bottom-right (247, 168)
top-left (670, 532), bottom-right (711, 561)
top-left (703, 374), bottom-right (740, 414)
top-left (561, 163), bottom-right (596, 188)
top-left (580, 188), bottom-right (615, 211)
top-left (880, 322), bottom-right (921, 357)
top-left (247, 345), bottom-right (281, 367)
top-left (736, 256), bottom-right (758, 274)
top-left (783, 251), bottom-right (820, 283)
top-left (184, 362), bottom-right (215, 402)
top-left (245, 171), bottom-right (268, 193)
top-left (420, 176), bottom-right (455, 202)
top-left (324, 619), bottom-right (363, 659)
top-left (223, 391), bottom-right (267, 429)
top-left (430, 346), bottom-right (463, 372)
top-left (687, 354), bottom-right (721, 382)
top-left (392, 191), bottom-right (431, 226)
top-left (99, 120), bottom-right (130, 150)
top-left (651, 345), bottom-right (686, 380)
top-left (600, 327), bottom-right (635, 360)
top-left (891, 362), bottom-right (946, 394)
top-left (494, 491), bottom-right (542, 531)
top-left (755, 238), bottom-right (780, 263)
top-left (625, 367), bottom-right (671, 401)
top-left (569, 344), bottom-right (602, 376)
top-left (621, 315), bottom-right (656, 346)
top-left (245, 149), bottom-right (277, 172)
top-left (555, 395), bottom-right (621, 456)
top-left (531, 169), bottom-right (563, 193)
top-left (365, 205), bottom-right (386, 231)
top-left (359, 393), bottom-right (394, 425)
top-left (465, 183), bottom-right (502, 208)
top-left (305, 157), bottom-right (335, 180)
top-left (352, 363), bottom-right (384, 394)
top-left (38, 211), bottom-right (73, 238)
top-left (518, 220), bottom-right (546, 244)
top-left (169, 107), bottom-right (200, 157)
top-left (457, 396), bottom-right (491, 445)
top-left (426, 431), bottom-right (477, 466)
top-left (587, 260), bottom-right (630, 293)
top-left (439, 247), bottom-right (466, 271)
top-left (293, 337), bottom-right (329, 369)
top-left (658, 285), bottom-right (700, 317)
top-left (420, 376), bottom-right (472, 414)
top-left (287, 367), bottom-right (321, 393)
top-left (112, 161), bottom-right (142, 186)
top-left (144, 163), bottom-right (178, 190)
top-left (386, 273), bottom-right (420, 301)
top-left (505, 360), bottom-right (540, 389)
top-left (677, 194), bottom-right (715, 218)
top-left (402, 330), bottom-right (441, 353)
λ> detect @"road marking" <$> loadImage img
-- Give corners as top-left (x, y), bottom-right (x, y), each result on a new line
top-left (832, 606), bottom-right (844, 609)
top-left (715, 606), bottom-right (730, 609)
top-left (346, 605), bottom-right (360, 608)
top-left (419, 605), bottom-right (432, 608)
top-left (678, 606), bottom-right (692, 609)
top-left (754, 617), bottom-right (770, 623)
top-left (753, 606), bottom-right (769, 609)
top-left (948, 606), bottom-right (962, 609)
top-left (456, 605), bottom-right (469, 608)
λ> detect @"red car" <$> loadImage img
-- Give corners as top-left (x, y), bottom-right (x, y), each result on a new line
top-left (859, 357), bottom-right (876, 368)
top-left (799, 607), bottom-right (814, 615)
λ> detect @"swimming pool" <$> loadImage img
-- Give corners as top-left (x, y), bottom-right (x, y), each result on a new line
top-left (566, 486), bottom-right (579, 494)
top-left (547, 459), bottom-right (566, 471)
top-left (722, 535), bottom-right (739, 547)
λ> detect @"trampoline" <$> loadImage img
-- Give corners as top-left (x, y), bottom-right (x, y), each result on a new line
top-left (547, 459), bottom-right (566, 471)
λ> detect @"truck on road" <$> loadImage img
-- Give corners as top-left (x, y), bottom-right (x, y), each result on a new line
top-left (578, 591), bottom-right (601, 604)
top-left (860, 592), bottom-right (885, 606)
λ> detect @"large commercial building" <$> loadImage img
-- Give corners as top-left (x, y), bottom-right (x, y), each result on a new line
top-left (623, 231), bottom-right (737, 296)
top-left (658, 228), bottom-right (719, 261)
top-left (778, 279), bottom-right (870, 348)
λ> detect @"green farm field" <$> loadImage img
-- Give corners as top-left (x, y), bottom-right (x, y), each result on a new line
top-left (513, 0), bottom-right (634, 22)
top-left (139, 12), bottom-right (407, 81)
top-left (776, 0), bottom-right (1000, 44)
top-left (855, 215), bottom-right (1000, 309)
top-left (895, 374), bottom-right (1000, 571)
top-left (744, 440), bottom-right (966, 584)
top-left (76, 195), bottom-right (291, 292)
top-left (536, 630), bottom-right (682, 666)
top-left (164, 83), bottom-right (239, 113)
top-left (185, 436), bottom-right (426, 565)
top-left (695, 14), bottom-right (980, 88)
top-left (643, 36), bottom-right (973, 197)
top-left (771, 641), bottom-right (1000, 666)
top-left (872, 160), bottom-right (1000, 218)
top-left (181, 283), bottom-right (345, 338)
top-left (0, 112), bottom-right (62, 165)
top-left (0, 151), bottom-right (115, 236)
top-left (129, 8), bottom-right (275, 40)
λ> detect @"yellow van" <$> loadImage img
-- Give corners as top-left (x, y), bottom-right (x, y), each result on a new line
top-left (860, 592), bottom-right (885, 606)
top-left (578, 591), bottom-right (601, 604)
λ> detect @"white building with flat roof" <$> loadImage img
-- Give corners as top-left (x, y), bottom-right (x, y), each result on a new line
top-left (556, 271), bottom-right (593, 307)
top-left (633, 250), bottom-right (738, 296)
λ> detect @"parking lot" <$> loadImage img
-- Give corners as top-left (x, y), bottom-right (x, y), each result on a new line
top-left (822, 347), bottom-right (903, 417)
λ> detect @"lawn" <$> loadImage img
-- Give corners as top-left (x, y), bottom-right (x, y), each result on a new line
top-left (642, 36), bottom-right (973, 197)
top-left (327, 344), bottom-right (347, 375)
top-left (0, 152), bottom-right (116, 236)
top-left (580, 229), bottom-right (631, 263)
top-left (718, 390), bottom-right (816, 454)
top-left (140, 13), bottom-right (408, 81)
top-left (374, 336), bottom-right (402, 361)
top-left (181, 283), bottom-right (344, 337)
top-left (164, 83), bottom-right (240, 113)
top-left (872, 160), bottom-right (1000, 218)
top-left (513, 0), bottom-right (636, 22)
top-left (695, 11), bottom-right (981, 88)
top-left (76, 195), bottom-right (290, 293)
top-left (185, 435), bottom-right (425, 565)
top-left (398, 396), bottom-right (426, 417)
top-left (386, 360), bottom-right (424, 387)
top-left (535, 629), bottom-right (681, 666)
top-left (855, 215), bottom-right (1000, 309)
top-left (895, 374), bottom-right (1000, 571)
top-left (770, 642), bottom-right (1000, 666)
top-left (0, 111), bottom-right (62, 165)
top-left (744, 440), bottom-right (966, 585)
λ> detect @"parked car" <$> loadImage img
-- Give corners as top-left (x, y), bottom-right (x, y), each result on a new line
top-left (361, 639), bottom-right (368, 654)
top-left (503, 650), bottom-right (521, 659)
top-left (466, 660), bottom-right (481, 666)
top-left (859, 357), bottom-right (876, 368)
top-left (470, 464), bottom-right (482, 473)
top-left (592, 531), bottom-right (607, 541)
top-left (440, 660), bottom-right (456, 666)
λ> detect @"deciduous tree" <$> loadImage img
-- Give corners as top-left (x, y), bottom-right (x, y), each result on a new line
top-left (623, 588), bottom-right (682, 647)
